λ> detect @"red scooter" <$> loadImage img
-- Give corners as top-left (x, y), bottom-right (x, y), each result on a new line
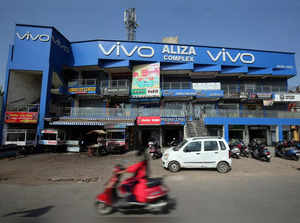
top-left (95, 164), bottom-right (169, 215)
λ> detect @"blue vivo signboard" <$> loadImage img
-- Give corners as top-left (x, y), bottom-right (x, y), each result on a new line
top-left (72, 40), bottom-right (296, 75)
top-left (10, 25), bottom-right (297, 76)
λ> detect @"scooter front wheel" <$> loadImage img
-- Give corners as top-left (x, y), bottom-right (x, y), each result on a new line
top-left (95, 201), bottom-right (113, 215)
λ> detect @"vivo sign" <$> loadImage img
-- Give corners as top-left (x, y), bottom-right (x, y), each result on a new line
top-left (16, 32), bottom-right (70, 53)
top-left (206, 48), bottom-right (255, 64)
top-left (16, 32), bottom-right (50, 42)
top-left (98, 42), bottom-right (154, 58)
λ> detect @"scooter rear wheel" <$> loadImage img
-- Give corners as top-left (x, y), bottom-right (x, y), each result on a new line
top-left (95, 201), bottom-right (113, 215)
top-left (292, 155), bottom-right (299, 161)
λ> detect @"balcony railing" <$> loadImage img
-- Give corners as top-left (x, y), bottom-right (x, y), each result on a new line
top-left (100, 80), bottom-right (130, 95)
top-left (162, 82), bottom-right (191, 89)
top-left (201, 109), bottom-right (300, 119)
top-left (68, 79), bottom-right (97, 87)
top-left (6, 104), bottom-right (40, 112)
top-left (52, 107), bottom-right (300, 120)
top-left (59, 107), bottom-right (185, 118)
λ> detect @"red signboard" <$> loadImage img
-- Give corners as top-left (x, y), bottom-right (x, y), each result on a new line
top-left (5, 112), bottom-right (38, 124)
top-left (137, 116), bottom-right (161, 125)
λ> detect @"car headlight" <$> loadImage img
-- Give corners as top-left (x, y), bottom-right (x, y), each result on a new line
top-left (163, 153), bottom-right (169, 160)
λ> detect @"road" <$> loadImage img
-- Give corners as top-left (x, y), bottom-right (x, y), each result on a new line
top-left (1, 173), bottom-right (300, 223)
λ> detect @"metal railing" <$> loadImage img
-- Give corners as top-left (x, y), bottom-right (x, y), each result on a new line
top-left (162, 82), bottom-right (191, 89)
top-left (222, 84), bottom-right (287, 96)
top-left (100, 80), bottom-right (130, 95)
top-left (202, 109), bottom-right (300, 119)
top-left (68, 79), bottom-right (97, 87)
top-left (6, 104), bottom-right (40, 112)
top-left (51, 106), bottom-right (300, 120)
top-left (60, 107), bottom-right (185, 118)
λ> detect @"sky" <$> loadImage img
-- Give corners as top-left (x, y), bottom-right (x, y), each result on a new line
top-left (0, 0), bottom-right (300, 88)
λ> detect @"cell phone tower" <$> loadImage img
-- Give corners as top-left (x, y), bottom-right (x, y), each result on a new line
top-left (124, 8), bottom-right (138, 41)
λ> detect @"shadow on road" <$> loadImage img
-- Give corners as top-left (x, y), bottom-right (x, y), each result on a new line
top-left (2, 205), bottom-right (54, 218)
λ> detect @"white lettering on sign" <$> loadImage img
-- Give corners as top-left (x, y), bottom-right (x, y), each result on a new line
top-left (98, 42), bottom-right (154, 58)
top-left (206, 48), bottom-right (255, 64)
top-left (162, 45), bottom-right (196, 62)
top-left (16, 32), bottom-right (50, 42)
top-left (162, 45), bottom-right (196, 55)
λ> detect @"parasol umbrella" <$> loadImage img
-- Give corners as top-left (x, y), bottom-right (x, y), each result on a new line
top-left (86, 130), bottom-right (107, 135)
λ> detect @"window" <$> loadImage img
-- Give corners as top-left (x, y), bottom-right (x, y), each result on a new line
top-left (184, 141), bottom-right (201, 152)
top-left (204, 141), bottom-right (219, 151)
top-left (219, 141), bottom-right (227, 150)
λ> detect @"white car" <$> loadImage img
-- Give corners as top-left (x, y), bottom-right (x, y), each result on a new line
top-left (162, 137), bottom-right (232, 173)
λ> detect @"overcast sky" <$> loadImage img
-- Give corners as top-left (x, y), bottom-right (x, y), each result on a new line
top-left (0, 0), bottom-right (299, 88)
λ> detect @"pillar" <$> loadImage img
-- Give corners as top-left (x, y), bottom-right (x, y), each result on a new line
top-left (277, 125), bottom-right (283, 142)
top-left (223, 124), bottom-right (229, 142)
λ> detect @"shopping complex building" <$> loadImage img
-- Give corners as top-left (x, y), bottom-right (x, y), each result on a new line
top-left (1, 24), bottom-right (300, 148)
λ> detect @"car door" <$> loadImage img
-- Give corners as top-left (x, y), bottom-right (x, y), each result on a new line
top-left (181, 141), bottom-right (202, 168)
top-left (201, 140), bottom-right (220, 168)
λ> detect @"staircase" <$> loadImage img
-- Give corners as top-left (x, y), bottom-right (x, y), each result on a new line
top-left (184, 118), bottom-right (208, 138)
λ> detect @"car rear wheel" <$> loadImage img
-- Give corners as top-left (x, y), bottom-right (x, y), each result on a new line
top-left (168, 161), bottom-right (180, 172)
top-left (217, 161), bottom-right (230, 173)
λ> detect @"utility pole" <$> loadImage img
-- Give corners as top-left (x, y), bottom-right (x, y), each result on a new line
top-left (124, 8), bottom-right (138, 41)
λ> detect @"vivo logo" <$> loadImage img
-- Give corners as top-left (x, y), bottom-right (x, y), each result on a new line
top-left (16, 32), bottom-right (50, 42)
top-left (52, 36), bottom-right (70, 54)
top-left (98, 42), bottom-right (154, 58)
top-left (207, 48), bottom-right (255, 64)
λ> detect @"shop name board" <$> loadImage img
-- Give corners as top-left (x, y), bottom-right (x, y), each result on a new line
top-left (16, 31), bottom-right (70, 53)
top-left (162, 89), bottom-right (196, 97)
top-left (192, 82), bottom-right (221, 90)
top-left (162, 45), bottom-right (196, 62)
top-left (99, 42), bottom-right (154, 58)
top-left (206, 48), bottom-right (255, 64)
top-left (274, 94), bottom-right (300, 102)
top-left (5, 112), bottom-right (38, 124)
top-left (137, 116), bottom-right (161, 125)
top-left (16, 32), bottom-right (50, 42)
top-left (68, 87), bottom-right (96, 94)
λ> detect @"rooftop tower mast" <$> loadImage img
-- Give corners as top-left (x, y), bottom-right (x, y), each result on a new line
top-left (124, 8), bottom-right (138, 41)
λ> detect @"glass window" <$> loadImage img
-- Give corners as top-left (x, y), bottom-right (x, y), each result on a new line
top-left (184, 141), bottom-right (201, 152)
top-left (219, 141), bottom-right (227, 150)
top-left (204, 141), bottom-right (219, 151)
top-left (173, 139), bottom-right (188, 151)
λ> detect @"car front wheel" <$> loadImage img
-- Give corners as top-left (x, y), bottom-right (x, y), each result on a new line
top-left (217, 161), bottom-right (230, 173)
top-left (168, 161), bottom-right (180, 172)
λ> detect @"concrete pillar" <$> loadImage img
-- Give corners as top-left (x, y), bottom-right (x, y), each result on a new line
top-left (223, 124), bottom-right (229, 142)
top-left (36, 67), bottom-right (54, 139)
top-left (277, 125), bottom-right (283, 142)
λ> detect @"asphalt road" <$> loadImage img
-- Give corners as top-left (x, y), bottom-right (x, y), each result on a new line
top-left (1, 173), bottom-right (300, 223)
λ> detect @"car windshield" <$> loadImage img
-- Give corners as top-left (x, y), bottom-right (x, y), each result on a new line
top-left (173, 139), bottom-right (188, 151)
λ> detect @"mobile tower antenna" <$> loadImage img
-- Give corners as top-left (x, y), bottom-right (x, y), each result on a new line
top-left (124, 8), bottom-right (138, 41)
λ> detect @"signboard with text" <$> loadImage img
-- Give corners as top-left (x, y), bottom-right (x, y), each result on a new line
top-left (131, 63), bottom-right (160, 98)
top-left (274, 93), bottom-right (300, 102)
top-left (5, 112), bottom-right (38, 124)
top-left (137, 116), bottom-right (161, 125)
top-left (68, 86), bottom-right (97, 94)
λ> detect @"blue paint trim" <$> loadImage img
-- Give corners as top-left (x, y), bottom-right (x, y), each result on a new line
top-left (204, 117), bottom-right (300, 126)
top-left (224, 124), bottom-right (229, 142)
top-left (278, 125), bottom-right (283, 141)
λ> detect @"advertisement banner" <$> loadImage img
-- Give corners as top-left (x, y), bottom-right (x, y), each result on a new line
top-left (137, 116), bottom-right (161, 125)
top-left (68, 87), bottom-right (97, 94)
top-left (131, 63), bottom-right (160, 97)
top-left (162, 89), bottom-right (196, 97)
top-left (274, 93), bottom-right (300, 102)
top-left (195, 90), bottom-right (224, 98)
top-left (5, 112), bottom-right (38, 124)
top-left (192, 82), bottom-right (221, 90)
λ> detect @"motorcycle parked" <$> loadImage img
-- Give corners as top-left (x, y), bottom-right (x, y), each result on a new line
top-left (95, 164), bottom-right (169, 215)
top-left (148, 141), bottom-right (162, 160)
top-left (229, 139), bottom-right (241, 159)
top-left (275, 141), bottom-right (300, 161)
top-left (249, 140), bottom-right (271, 162)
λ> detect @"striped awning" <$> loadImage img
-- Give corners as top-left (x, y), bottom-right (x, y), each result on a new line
top-left (50, 121), bottom-right (104, 126)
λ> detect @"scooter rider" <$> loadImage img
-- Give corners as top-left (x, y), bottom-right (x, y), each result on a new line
top-left (118, 148), bottom-right (149, 203)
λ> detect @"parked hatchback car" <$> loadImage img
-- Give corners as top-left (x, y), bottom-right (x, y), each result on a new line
top-left (162, 136), bottom-right (232, 173)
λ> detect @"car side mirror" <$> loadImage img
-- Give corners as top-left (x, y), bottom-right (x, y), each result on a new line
top-left (184, 148), bottom-right (191, 152)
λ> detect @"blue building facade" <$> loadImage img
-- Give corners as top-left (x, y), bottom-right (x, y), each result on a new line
top-left (1, 24), bottom-right (300, 148)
